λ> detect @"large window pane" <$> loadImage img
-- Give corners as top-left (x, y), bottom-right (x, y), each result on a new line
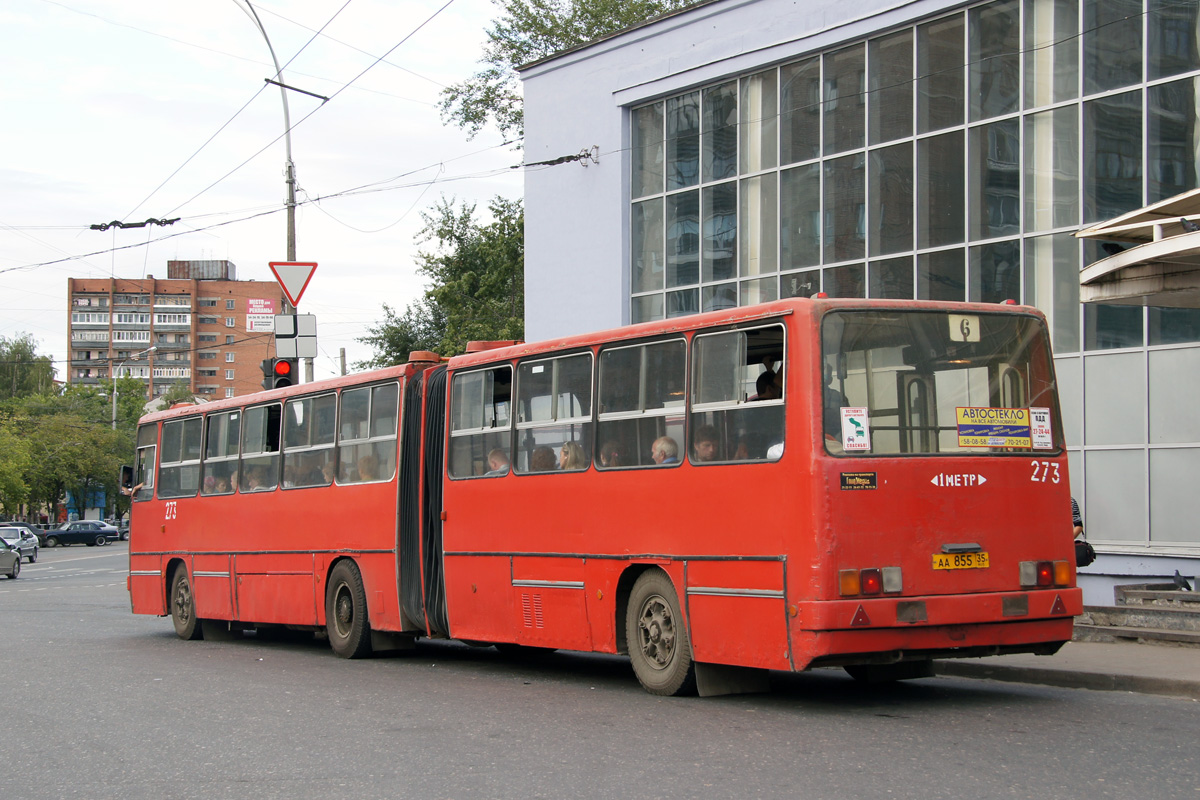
top-left (667, 92), bottom-right (700, 190)
top-left (918, 131), bottom-right (965, 248)
top-left (1024, 233), bottom-right (1081, 354)
top-left (1150, 348), bottom-right (1200, 442)
top-left (632, 103), bottom-right (663, 199)
top-left (868, 143), bottom-right (913, 256)
top-left (780, 164), bottom-right (820, 269)
top-left (823, 44), bottom-right (865, 155)
top-left (1085, 303), bottom-right (1144, 350)
top-left (869, 30), bottom-right (913, 145)
top-left (781, 270), bottom-right (820, 298)
top-left (1151, 449), bottom-right (1200, 544)
top-left (1084, 0), bottom-right (1142, 94)
top-left (823, 264), bottom-right (865, 297)
top-left (824, 153), bottom-right (865, 262)
top-left (667, 289), bottom-right (699, 318)
top-left (781, 57), bottom-right (820, 164)
top-left (702, 282), bottom-right (738, 311)
top-left (1024, 106), bottom-right (1079, 232)
top-left (1148, 78), bottom-right (1200, 204)
top-left (970, 0), bottom-right (1019, 120)
top-left (666, 191), bottom-right (700, 287)
top-left (1149, 307), bottom-right (1200, 345)
top-left (869, 256), bottom-right (914, 298)
top-left (1085, 449), bottom-right (1146, 541)
top-left (1149, 0), bottom-right (1200, 79)
top-left (969, 239), bottom-right (1021, 303)
top-left (918, 14), bottom-right (964, 134)
top-left (740, 173), bottom-right (778, 276)
top-left (918, 248), bottom-right (965, 301)
top-left (703, 182), bottom-right (737, 282)
top-left (1024, 0), bottom-right (1078, 107)
top-left (631, 199), bottom-right (664, 293)
top-left (703, 82), bottom-right (738, 182)
top-left (740, 71), bottom-right (777, 173)
top-left (631, 294), bottom-right (664, 323)
top-left (969, 119), bottom-right (1020, 240)
top-left (740, 276), bottom-right (778, 306)
top-left (1084, 90), bottom-right (1143, 224)
top-left (1084, 350), bottom-right (1145, 444)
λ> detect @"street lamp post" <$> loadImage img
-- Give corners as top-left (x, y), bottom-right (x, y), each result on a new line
top-left (112, 346), bottom-right (157, 430)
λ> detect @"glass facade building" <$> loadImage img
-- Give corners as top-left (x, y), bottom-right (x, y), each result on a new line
top-left (626, 0), bottom-right (1200, 550)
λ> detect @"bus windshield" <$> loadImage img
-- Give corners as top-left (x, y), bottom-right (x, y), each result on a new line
top-left (821, 309), bottom-right (1059, 456)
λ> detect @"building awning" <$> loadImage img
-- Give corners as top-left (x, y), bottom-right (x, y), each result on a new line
top-left (1076, 188), bottom-right (1200, 308)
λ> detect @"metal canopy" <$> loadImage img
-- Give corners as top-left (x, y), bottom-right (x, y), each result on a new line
top-left (1076, 188), bottom-right (1200, 308)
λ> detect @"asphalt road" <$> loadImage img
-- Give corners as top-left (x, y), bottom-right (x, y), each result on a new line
top-left (4, 543), bottom-right (1198, 800)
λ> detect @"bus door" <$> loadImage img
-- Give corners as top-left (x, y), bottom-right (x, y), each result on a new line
top-left (399, 365), bottom-right (449, 635)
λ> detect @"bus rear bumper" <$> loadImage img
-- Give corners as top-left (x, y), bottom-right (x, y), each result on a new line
top-left (791, 588), bottom-right (1082, 671)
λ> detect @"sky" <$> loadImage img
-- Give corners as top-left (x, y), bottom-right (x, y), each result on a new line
top-left (0, 0), bottom-right (523, 380)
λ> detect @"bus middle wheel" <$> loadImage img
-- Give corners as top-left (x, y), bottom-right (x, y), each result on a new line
top-left (326, 560), bottom-right (372, 659)
top-left (625, 569), bottom-right (696, 696)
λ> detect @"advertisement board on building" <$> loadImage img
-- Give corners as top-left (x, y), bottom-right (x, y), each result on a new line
top-left (247, 298), bottom-right (277, 332)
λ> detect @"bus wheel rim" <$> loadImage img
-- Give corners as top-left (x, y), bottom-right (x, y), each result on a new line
top-left (334, 584), bottom-right (354, 636)
top-left (637, 594), bottom-right (675, 671)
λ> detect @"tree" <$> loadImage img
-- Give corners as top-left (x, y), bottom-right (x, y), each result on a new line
top-left (0, 333), bottom-right (56, 403)
top-left (159, 382), bottom-right (198, 407)
top-left (440, 0), bottom-right (692, 142)
top-left (357, 197), bottom-right (524, 367)
top-left (0, 417), bottom-right (31, 516)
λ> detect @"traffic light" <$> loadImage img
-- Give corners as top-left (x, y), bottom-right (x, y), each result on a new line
top-left (260, 358), bottom-right (297, 390)
top-left (271, 358), bottom-right (297, 389)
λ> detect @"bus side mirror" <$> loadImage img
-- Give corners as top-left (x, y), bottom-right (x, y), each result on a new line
top-left (120, 465), bottom-right (134, 489)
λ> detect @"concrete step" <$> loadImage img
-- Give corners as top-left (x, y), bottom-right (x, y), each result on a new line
top-left (1073, 623), bottom-right (1200, 647)
top-left (1081, 604), bottom-right (1200, 633)
top-left (1115, 584), bottom-right (1200, 609)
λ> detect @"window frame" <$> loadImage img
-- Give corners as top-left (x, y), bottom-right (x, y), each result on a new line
top-left (514, 350), bottom-right (595, 475)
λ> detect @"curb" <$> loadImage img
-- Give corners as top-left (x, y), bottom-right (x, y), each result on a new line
top-left (934, 661), bottom-right (1200, 701)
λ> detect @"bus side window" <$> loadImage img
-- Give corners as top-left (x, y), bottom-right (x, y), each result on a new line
top-left (284, 394), bottom-right (337, 488)
top-left (689, 324), bottom-right (785, 463)
top-left (449, 367), bottom-right (513, 478)
top-left (159, 417), bottom-right (203, 499)
top-left (134, 423), bottom-right (157, 501)
top-left (596, 339), bottom-right (686, 468)
top-left (515, 353), bottom-right (593, 473)
top-left (240, 404), bottom-right (281, 492)
top-left (338, 384), bottom-right (399, 484)
top-left (203, 410), bottom-right (240, 494)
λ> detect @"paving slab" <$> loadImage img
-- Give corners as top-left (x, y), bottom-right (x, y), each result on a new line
top-left (934, 640), bottom-right (1200, 700)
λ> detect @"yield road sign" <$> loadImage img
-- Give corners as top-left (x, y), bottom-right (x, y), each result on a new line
top-left (269, 261), bottom-right (318, 307)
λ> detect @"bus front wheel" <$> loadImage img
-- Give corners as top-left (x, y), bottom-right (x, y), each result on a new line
top-left (326, 561), bottom-right (371, 659)
top-left (626, 570), bottom-right (696, 696)
top-left (169, 568), bottom-right (202, 641)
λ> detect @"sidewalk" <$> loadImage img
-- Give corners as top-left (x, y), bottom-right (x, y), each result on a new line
top-left (934, 640), bottom-right (1200, 700)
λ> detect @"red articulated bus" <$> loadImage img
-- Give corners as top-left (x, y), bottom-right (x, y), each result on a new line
top-left (127, 297), bottom-right (1082, 696)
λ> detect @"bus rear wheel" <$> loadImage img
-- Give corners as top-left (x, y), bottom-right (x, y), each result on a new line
top-left (326, 561), bottom-right (371, 659)
top-left (626, 570), bottom-right (696, 696)
top-left (169, 568), bottom-right (202, 641)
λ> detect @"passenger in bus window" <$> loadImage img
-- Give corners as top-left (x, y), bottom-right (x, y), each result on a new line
top-left (651, 436), bottom-right (678, 465)
top-left (356, 454), bottom-right (379, 482)
top-left (559, 442), bottom-right (586, 470)
top-left (486, 449), bottom-right (510, 475)
top-left (530, 446), bottom-right (557, 472)
top-left (245, 467), bottom-right (269, 491)
top-left (322, 461), bottom-right (337, 484)
top-left (598, 441), bottom-right (622, 468)
top-left (693, 425), bottom-right (720, 462)
top-left (824, 362), bottom-right (849, 440)
top-left (214, 476), bottom-right (231, 494)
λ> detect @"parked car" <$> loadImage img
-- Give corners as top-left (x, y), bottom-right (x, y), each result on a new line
top-left (0, 540), bottom-right (19, 579)
top-left (117, 520), bottom-right (130, 541)
top-left (0, 526), bottom-right (38, 563)
top-left (44, 521), bottom-right (111, 548)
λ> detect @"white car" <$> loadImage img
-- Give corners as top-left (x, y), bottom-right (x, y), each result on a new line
top-left (0, 526), bottom-right (38, 563)
top-left (0, 540), bottom-right (19, 579)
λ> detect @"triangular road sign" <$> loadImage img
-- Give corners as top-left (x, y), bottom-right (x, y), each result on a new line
top-left (269, 261), bottom-right (318, 307)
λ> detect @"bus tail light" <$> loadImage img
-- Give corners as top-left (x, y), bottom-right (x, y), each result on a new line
top-left (1020, 560), bottom-right (1068, 587)
top-left (840, 567), bottom-right (903, 596)
top-left (861, 569), bottom-right (882, 595)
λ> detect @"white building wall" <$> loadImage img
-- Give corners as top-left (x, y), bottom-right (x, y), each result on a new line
top-left (523, 0), bottom-right (959, 341)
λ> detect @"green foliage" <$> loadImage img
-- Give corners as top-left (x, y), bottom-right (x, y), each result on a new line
top-left (440, 0), bottom-right (692, 141)
top-left (158, 382), bottom-right (198, 407)
top-left (357, 197), bottom-right (524, 368)
top-left (0, 333), bottom-right (56, 403)
top-left (0, 419), bottom-right (31, 516)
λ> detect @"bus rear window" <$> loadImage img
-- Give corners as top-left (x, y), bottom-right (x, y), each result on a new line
top-left (820, 310), bottom-right (1060, 455)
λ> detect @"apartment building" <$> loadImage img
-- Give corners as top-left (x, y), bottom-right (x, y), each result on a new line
top-left (67, 260), bottom-right (287, 400)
